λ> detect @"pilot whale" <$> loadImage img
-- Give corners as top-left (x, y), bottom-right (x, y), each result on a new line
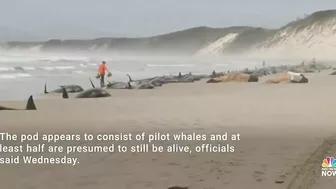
top-left (126, 74), bottom-right (163, 87)
top-left (129, 82), bottom-right (155, 89)
top-left (61, 78), bottom-right (111, 99)
top-left (106, 80), bottom-right (132, 89)
top-left (0, 95), bottom-right (36, 110)
top-left (44, 82), bottom-right (83, 94)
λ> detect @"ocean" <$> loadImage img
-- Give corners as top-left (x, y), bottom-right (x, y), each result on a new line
top-left (0, 52), bottom-right (298, 101)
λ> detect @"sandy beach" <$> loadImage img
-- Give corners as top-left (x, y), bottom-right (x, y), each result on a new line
top-left (0, 70), bottom-right (336, 189)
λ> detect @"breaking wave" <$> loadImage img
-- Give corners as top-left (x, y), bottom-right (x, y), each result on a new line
top-left (0, 73), bottom-right (32, 79)
top-left (145, 64), bottom-right (195, 67)
top-left (0, 67), bottom-right (14, 72)
top-left (42, 66), bottom-right (76, 71)
top-left (0, 65), bottom-right (78, 72)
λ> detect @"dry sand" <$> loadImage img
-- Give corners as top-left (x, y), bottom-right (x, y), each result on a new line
top-left (1, 71), bottom-right (336, 189)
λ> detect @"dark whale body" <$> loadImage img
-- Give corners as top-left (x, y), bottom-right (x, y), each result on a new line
top-left (106, 81), bottom-right (132, 89)
top-left (0, 95), bottom-right (36, 111)
top-left (130, 82), bottom-right (155, 89)
top-left (126, 74), bottom-right (163, 87)
top-left (61, 78), bottom-right (111, 99)
top-left (44, 82), bottom-right (83, 94)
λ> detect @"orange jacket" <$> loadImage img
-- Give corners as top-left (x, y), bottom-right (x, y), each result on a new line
top-left (98, 63), bottom-right (107, 75)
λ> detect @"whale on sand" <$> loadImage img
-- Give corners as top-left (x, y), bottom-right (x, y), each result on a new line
top-left (129, 82), bottom-right (155, 89)
top-left (61, 78), bottom-right (111, 99)
top-left (44, 82), bottom-right (83, 94)
top-left (113, 76), bottom-right (154, 89)
top-left (106, 78), bottom-right (153, 89)
top-left (126, 74), bottom-right (163, 86)
top-left (174, 72), bottom-right (205, 82)
top-left (170, 72), bottom-right (195, 82)
top-left (210, 70), bottom-right (224, 78)
top-left (153, 75), bottom-right (180, 84)
top-left (106, 80), bottom-right (132, 89)
top-left (184, 72), bottom-right (208, 81)
top-left (127, 73), bottom-right (204, 85)
top-left (330, 71), bottom-right (336, 75)
top-left (0, 95), bottom-right (36, 111)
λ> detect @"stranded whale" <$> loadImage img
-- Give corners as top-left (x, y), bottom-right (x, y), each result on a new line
top-left (126, 74), bottom-right (163, 87)
top-left (106, 80), bottom-right (132, 89)
top-left (61, 78), bottom-right (111, 99)
top-left (44, 82), bottom-right (83, 94)
top-left (0, 95), bottom-right (36, 111)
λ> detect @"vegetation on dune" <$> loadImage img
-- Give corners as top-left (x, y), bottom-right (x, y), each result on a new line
top-left (254, 10), bottom-right (336, 49)
top-left (281, 9), bottom-right (336, 32)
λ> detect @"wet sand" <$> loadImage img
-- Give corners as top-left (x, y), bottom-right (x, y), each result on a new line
top-left (0, 71), bottom-right (336, 189)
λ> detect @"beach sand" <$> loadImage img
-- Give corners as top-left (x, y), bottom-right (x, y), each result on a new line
top-left (0, 71), bottom-right (336, 189)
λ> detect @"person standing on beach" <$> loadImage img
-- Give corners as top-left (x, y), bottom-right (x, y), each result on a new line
top-left (97, 61), bottom-right (111, 88)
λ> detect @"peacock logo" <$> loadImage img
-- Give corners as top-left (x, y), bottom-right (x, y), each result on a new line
top-left (322, 157), bottom-right (336, 168)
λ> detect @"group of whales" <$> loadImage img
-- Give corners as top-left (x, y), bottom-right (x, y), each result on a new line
top-left (2, 63), bottom-right (327, 111)
top-left (0, 77), bottom-right (107, 110)
top-left (0, 68), bottom-right (294, 110)
top-left (44, 62), bottom-right (332, 100)
top-left (111, 72), bottom-right (206, 89)
top-left (43, 72), bottom-right (212, 99)
top-left (45, 78), bottom-right (110, 99)
top-left (0, 71), bottom-right (213, 111)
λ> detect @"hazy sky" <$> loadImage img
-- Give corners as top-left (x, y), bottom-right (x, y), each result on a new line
top-left (1, 0), bottom-right (336, 38)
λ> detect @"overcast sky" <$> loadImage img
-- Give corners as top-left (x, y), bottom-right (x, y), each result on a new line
top-left (1, 0), bottom-right (336, 39)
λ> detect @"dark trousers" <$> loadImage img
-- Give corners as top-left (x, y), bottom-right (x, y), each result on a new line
top-left (100, 74), bottom-right (105, 88)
